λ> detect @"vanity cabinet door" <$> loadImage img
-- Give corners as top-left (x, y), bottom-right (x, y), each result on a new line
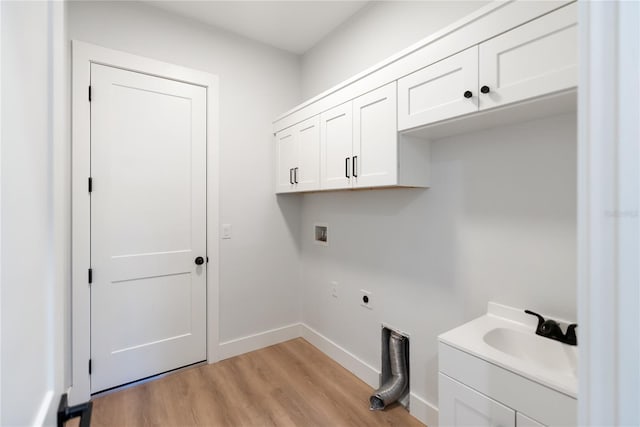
top-left (320, 102), bottom-right (353, 190)
top-left (352, 82), bottom-right (397, 188)
top-left (397, 46), bottom-right (478, 131)
top-left (478, 2), bottom-right (577, 111)
top-left (275, 127), bottom-right (297, 193)
top-left (439, 373), bottom-right (516, 427)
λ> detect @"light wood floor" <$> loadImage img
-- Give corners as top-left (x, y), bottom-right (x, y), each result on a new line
top-left (78, 338), bottom-right (424, 427)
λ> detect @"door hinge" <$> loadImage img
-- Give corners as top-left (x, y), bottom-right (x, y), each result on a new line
top-left (89, 359), bottom-right (92, 375)
top-left (88, 177), bottom-right (93, 193)
top-left (88, 268), bottom-right (93, 284)
top-left (88, 85), bottom-right (92, 102)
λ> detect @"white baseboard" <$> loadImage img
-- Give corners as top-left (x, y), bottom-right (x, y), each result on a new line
top-left (217, 323), bottom-right (302, 361)
top-left (410, 391), bottom-right (439, 427)
top-left (32, 390), bottom-right (54, 427)
top-left (300, 323), bottom-right (380, 389)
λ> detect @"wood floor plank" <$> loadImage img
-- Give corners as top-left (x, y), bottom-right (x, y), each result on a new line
top-left (83, 338), bottom-right (425, 427)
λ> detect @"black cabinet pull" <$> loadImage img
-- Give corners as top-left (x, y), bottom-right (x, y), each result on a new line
top-left (464, 90), bottom-right (473, 98)
top-left (345, 157), bottom-right (350, 178)
top-left (480, 85), bottom-right (490, 94)
top-left (353, 156), bottom-right (358, 178)
top-left (294, 167), bottom-right (299, 184)
top-left (289, 168), bottom-right (293, 184)
top-left (195, 256), bottom-right (204, 265)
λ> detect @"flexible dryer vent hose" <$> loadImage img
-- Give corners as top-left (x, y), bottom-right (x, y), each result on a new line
top-left (369, 331), bottom-right (408, 410)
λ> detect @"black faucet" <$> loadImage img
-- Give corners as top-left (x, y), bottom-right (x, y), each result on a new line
top-left (525, 310), bottom-right (577, 346)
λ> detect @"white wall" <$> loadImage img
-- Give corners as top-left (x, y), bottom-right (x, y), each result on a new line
top-left (67, 1), bottom-right (302, 345)
top-left (301, 1), bottom-right (488, 99)
top-left (1, 0), bottom-right (68, 424)
top-left (300, 113), bottom-right (577, 408)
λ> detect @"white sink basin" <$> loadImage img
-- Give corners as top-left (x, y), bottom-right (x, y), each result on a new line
top-left (438, 302), bottom-right (578, 397)
top-left (483, 327), bottom-right (578, 375)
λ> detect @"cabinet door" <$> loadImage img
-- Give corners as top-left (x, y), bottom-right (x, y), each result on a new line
top-left (295, 116), bottom-right (320, 191)
top-left (353, 82), bottom-right (398, 188)
top-left (320, 102), bottom-right (353, 190)
top-left (516, 413), bottom-right (546, 427)
top-left (478, 2), bottom-right (577, 110)
top-left (439, 373), bottom-right (515, 427)
top-left (397, 46), bottom-right (478, 131)
top-left (275, 127), bottom-right (297, 193)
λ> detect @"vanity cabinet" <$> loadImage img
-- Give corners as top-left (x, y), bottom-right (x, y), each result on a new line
top-left (439, 373), bottom-right (516, 427)
top-left (438, 342), bottom-right (576, 427)
top-left (275, 115), bottom-right (320, 193)
top-left (321, 82), bottom-right (406, 190)
top-left (398, 2), bottom-right (577, 131)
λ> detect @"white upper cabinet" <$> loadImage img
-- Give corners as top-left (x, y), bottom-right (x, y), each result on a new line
top-left (275, 127), bottom-right (297, 193)
top-left (320, 102), bottom-right (353, 190)
top-left (353, 83), bottom-right (398, 188)
top-left (273, 1), bottom-right (577, 193)
top-left (296, 117), bottom-right (321, 191)
top-left (275, 116), bottom-right (320, 193)
top-left (478, 2), bottom-right (577, 110)
top-left (397, 2), bottom-right (577, 132)
top-left (398, 46), bottom-right (479, 131)
top-left (320, 82), bottom-right (421, 191)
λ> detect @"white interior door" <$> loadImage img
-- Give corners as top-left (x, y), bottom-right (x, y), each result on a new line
top-left (90, 63), bottom-right (207, 393)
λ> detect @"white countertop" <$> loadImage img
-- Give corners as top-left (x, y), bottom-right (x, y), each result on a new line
top-left (438, 302), bottom-right (578, 398)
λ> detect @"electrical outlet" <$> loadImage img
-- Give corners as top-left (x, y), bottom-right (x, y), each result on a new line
top-left (331, 281), bottom-right (338, 298)
top-left (360, 289), bottom-right (373, 310)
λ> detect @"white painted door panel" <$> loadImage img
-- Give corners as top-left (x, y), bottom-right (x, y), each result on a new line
top-left (275, 127), bottom-right (297, 193)
top-left (478, 3), bottom-right (577, 110)
top-left (90, 64), bottom-right (207, 393)
top-left (353, 83), bottom-right (398, 188)
top-left (398, 46), bottom-right (478, 131)
top-left (295, 116), bottom-right (320, 191)
top-left (439, 373), bottom-right (516, 427)
top-left (516, 412), bottom-right (546, 427)
top-left (320, 102), bottom-right (353, 190)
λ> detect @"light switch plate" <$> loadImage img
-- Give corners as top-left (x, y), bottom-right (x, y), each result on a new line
top-left (222, 223), bottom-right (232, 239)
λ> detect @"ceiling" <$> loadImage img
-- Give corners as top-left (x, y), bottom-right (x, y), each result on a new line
top-left (145, 1), bottom-right (370, 54)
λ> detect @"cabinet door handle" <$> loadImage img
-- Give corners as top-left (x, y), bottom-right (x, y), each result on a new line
top-left (480, 85), bottom-right (490, 94)
top-left (464, 90), bottom-right (473, 98)
top-left (345, 157), bottom-right (351, 178)
top-left (294, 167), bottom-right (299, 184)
top-left (352, 156), bottom-right (358, 178)
top-left (289, 168), bottom-right (293, 184)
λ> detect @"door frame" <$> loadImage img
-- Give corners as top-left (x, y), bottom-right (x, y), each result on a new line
top-left (577, 2), bottom-right (640, 424)
top-left (69, 40), bottom-right (220, 405)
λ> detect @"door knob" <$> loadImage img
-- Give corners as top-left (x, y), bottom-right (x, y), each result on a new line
top-left (195, 256), bottom-right (205, 265)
